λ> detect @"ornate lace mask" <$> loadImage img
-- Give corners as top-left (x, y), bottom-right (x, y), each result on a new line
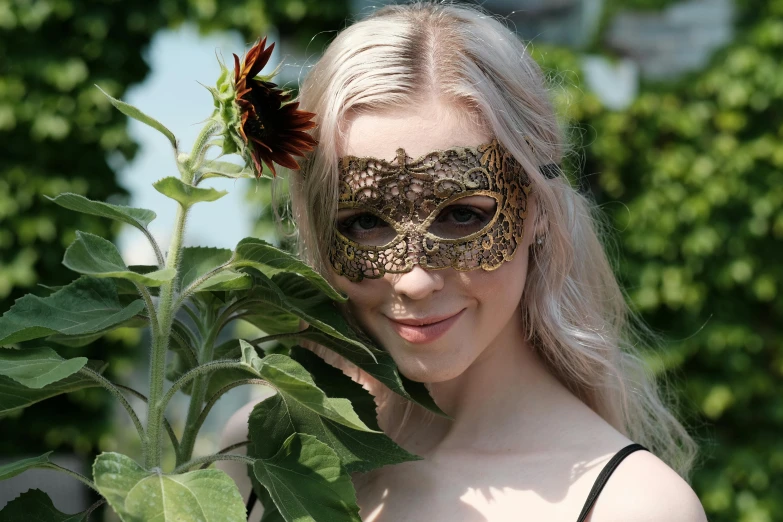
top-left (329, 139), bottom-right (535, 282)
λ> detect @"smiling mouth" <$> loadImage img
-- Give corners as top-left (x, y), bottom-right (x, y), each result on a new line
top-left (386, 310), bottom-right (465, 344)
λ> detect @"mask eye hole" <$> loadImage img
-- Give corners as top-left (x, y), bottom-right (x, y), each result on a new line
top-left (426, 195), bottom-right (499, 240)
top-left (336, 209), bottom-right (397, 246)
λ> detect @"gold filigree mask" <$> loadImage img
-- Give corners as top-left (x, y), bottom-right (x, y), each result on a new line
top-left (329, 139), bottom-right (538, 282)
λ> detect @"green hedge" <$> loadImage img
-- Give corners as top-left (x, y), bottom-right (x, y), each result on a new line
top-left (534, 6), bottom-right (783, 521)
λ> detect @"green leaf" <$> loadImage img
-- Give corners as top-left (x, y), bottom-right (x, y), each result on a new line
top-left (271, 272), bottom-right (333, 309)
top-left (198, 160), bottom-right (254, 181)
top-left (113, 267), bottom-right (163, 296)
top-left (0, 277), bottom-right (145, 346)
top-left (256, 485), bottom-right (283, 522)
top-left (153, 177), bottom-right (227, 207)
top-left (35, 284), bottom-right (63, 296)
top-left (0, 361), bottom-right (105, 415)
top-left (0, 489), bottom-right (90, 521)
top-left (0, 347), bottom-right (87, 388)
top-left (290, 347), bottom-right (379, 430)
top-left (240, 339), bottom-right (263, 372)
top-left (239, 306), bottom-right (301, 336)
top-left (249, 347), bottom-right (421, 473)
top-left (179, 247), bottom-right (231, 290)
top-left (235, 273), bottom-right (371, 356)
top-left (200, 339), bottom-right (254, 397)
top-left (0, 452), bottom-right (52, 481)
top-left (46, 331), bottom-right (105, 348)
top-left (177, 247), bottom-right (252, 293)
top-left (165, 352), bottom-right (189, 386)
top-left (46, 192), bottom-right (156, 233)
top-left (233, 237), bottom-right (346, 302)
top-left (167, 330), bottom-right (230, 393)
top-left (295, 329), bottom-right (447, 418)
top-left (198, 270), bottom-right (251, 291)
top-left (47, 315), bottom-right (147, 348)
top-left (93, 452), bottom-right (246, 522)
top-left (63, 232), bottom-right (174, 286)
top-left (253, 433), bottom-right (361, 522)
top-left (215, 338), bottom-right (242, 360)
top-left (255, 352), bottom-right (376, 433)
top-left (97, 86), bottom-right (178, 149)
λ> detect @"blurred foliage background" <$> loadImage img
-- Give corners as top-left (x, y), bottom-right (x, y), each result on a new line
top-left (0, 0), bottom-right (350, 513)
top-left (1, 0), bottom-right (781, 520)
top-left (540, 2), bottom-right (783, 520)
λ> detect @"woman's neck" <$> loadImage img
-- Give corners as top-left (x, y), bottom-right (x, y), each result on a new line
top-left (393, 313), bottom-right (607, 459)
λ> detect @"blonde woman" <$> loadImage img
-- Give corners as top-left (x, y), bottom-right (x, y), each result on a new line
top-left (220, 3), bottom-right (707, 521)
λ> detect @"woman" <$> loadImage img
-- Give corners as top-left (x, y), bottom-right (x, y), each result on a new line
top-left (221, 3), bottom-right (707, 521)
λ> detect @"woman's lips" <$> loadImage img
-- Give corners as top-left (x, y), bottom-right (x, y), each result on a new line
top-left (386, 309), bottom-right (465, 344)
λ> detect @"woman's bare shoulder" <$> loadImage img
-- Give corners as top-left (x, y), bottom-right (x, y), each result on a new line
top-left (587, 449), bottom-right (707, 522)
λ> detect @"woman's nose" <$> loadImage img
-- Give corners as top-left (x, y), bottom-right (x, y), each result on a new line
top-left (388, 265), bottom-right (445, 300)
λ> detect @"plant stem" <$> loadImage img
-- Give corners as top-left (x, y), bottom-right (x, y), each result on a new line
top-left (140, 227), bottom-right (165, 268)
top-left (175, 318), bottom-right (259, 466)
top-left (180, 303), bottom-right (204, 333)
top-left (189, 379), bottom-right (267, 445)
top-left (216, 440), bottom-right (251, 455)
top-left (85, 498), bottom-right (107, 518)
top-left (143, 119), bottom-right (224, 470)
top-left (185, 121), bottom-right (220, 182)
top-left (174, 260), bottom-right (233, 307)
top-left (133, 282), bottom-right (159, 337)
top-left (78, 367), bottom-right (145, 448)
top-left (173, 453), bottom-right (255, 474)
top-left (170, 324), bottom-right (198, 368)
top-left (146, 200), bottom-right (189, 469)
top-left (161, 360), bottom-right (258, 414)
top-left (42, 463), bottom-right (100, 493)
top-left (247, 331), bottom-right (303, 348)
top-left (114, 383), bottom-right (180, 457)
top-left (215, 297), bottom-right (251, 327)
top-left (198, 442), bottom-right (251, 470)
top-left (176, 324), bottom-right (216, 466)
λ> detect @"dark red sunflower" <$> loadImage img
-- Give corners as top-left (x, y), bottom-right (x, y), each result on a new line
top-left (233, 37), bottom-right (317, 177)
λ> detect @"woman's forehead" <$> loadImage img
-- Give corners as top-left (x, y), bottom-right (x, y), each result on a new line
top-left (339, 105), bottom-right (492, 160)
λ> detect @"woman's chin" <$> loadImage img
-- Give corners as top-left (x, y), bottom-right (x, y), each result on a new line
top-left (393, 354), bottom-right (471, 384)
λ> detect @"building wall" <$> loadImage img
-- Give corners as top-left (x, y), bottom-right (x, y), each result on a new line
top-left (607, 0), bottom-right (734, 80)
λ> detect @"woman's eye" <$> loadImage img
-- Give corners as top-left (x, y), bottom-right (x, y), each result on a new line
top-left (438, 206), bottom-right (484, 226)
top-left (428, 202), bottom-right (496, 239)
top-left (449, 208), bottom-right (477, 223)
top-left (342, 213), bottom-right (381, 231)
top-left (356, 214), bottom-right (379, 229)
top-left (336, 212), bottom-right (396, 246)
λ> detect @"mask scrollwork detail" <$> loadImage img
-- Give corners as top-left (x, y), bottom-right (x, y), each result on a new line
top-left (330, 139), bottom-right (533, 282)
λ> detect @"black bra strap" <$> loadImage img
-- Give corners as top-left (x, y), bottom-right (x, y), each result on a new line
top-left (575, 443), bottom-right (648, 522)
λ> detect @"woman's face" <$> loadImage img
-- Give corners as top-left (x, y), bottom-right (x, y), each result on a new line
top-left (331, 103), bottom-right (538, 383)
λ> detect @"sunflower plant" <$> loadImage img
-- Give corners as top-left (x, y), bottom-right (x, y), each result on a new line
top-left (0, 38), bottom-right (443, 521)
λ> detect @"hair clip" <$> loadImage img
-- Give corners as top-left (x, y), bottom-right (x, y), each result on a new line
top-left (523, 136), bottom-right (560, 180)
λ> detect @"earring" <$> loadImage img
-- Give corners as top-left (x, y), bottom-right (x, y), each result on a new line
top-left (536, 236), bottom-right (544, 245)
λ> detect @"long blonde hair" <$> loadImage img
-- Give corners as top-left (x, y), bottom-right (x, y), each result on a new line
top-left (287, 1), bottom-right (698, 479)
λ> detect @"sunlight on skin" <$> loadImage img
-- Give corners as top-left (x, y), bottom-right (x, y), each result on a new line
top-left (458, 451), bottom-right (620, 519)
top-left (362, 489), bottom-right (389, 522)
top-left (460, 487), bottom-right (507, 519)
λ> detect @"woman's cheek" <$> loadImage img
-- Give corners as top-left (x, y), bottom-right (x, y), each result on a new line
top-left (335, 278), bottom-right (387, 332)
